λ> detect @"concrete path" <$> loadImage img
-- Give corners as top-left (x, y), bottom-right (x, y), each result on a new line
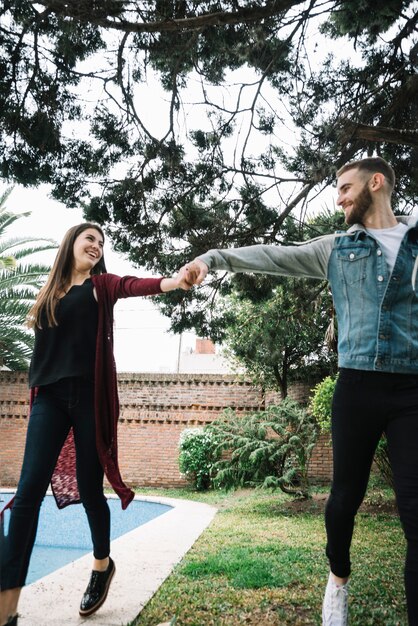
top-left (16, 495), bottom-right (217, 626)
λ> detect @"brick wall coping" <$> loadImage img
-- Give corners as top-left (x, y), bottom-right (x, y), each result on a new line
top-left (0, 371), bottom-right (255, 383)
top-left (116, 373), bottom-right (253, 383)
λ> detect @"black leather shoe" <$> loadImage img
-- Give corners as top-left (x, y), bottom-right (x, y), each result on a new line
top-left (79, 557), bottom-right (115, 617)
top-left (3, 616), bottom-right (18, 626)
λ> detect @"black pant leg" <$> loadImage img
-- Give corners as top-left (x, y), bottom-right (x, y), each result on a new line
top-left (0, 389), bottom-right (70, 589)
top-left (71, 379), bottom-right (110, 560)
top-left (325, 370), bottom-right (385, 578)
top-left (386, 380), bottom-right (418, 626)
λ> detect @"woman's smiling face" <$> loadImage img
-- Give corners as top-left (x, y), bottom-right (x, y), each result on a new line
top-left (72, 228), bottom-right (104, 272)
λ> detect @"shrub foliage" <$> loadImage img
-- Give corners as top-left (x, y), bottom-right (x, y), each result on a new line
top-left (178, 428), bottom-right (220, 491)
top-left (207, 398), bottom-right (318, 499)
top-left (309, 375), bottom-right (338, 432)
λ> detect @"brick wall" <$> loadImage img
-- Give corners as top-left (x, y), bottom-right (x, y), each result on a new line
top-left (0, 371), bottom-right (332, 488)
top-left (307, 432), bottom-right (333, 482)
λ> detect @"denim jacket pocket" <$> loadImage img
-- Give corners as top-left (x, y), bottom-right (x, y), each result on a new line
top-left (337, 246), bottom-right (371, 285)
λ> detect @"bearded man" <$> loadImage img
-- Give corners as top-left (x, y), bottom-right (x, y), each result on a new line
top-left (184, 157), bottom-right (418, 626)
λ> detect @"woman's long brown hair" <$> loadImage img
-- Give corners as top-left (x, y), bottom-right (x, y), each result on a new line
top-left (27, 223), bottom-right (107, 329)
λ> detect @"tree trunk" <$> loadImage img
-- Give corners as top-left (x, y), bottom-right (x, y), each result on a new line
top-left (340, 119), bottom-right (418, 149)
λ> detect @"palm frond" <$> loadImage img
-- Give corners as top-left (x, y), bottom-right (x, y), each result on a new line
top-left (0, 310), bottom-right (36, 371)
top-left (0, 286), bottom-right (40, 301)
top-left (0, 198), bottom-right (53, 370)
top-left (0, 187), bottom-right (13, 207)
top-left (0, 211), bottom-right (31, 236)
top-left (0, 256), bottom-right (17, 269)
top-left (13, 243), bottom-right (57, 259)
top-left (0, 274), bottom-right (46, 291)
top-left (0, 340), bottom-right (32, 370)
top-left (0, 236), bottom-right (57, 256)
top-left (0, 299), bottom-right (36, 317)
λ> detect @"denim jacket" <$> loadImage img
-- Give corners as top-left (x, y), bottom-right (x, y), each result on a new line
top-left (197, 216), bottom-right (418, 374)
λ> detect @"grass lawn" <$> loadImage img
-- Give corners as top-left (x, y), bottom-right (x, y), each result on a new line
top-left (130, 481), bottom-right (406, 626)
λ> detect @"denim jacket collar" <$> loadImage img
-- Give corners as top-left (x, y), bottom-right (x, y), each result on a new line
top-left (345, 215), bottom-right (418, 235)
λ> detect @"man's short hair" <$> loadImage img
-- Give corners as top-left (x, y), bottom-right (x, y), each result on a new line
top-left (337, 157), bottom-right (395, 191)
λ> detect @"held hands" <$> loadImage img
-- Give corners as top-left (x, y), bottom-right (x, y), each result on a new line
top-left (160, 259), bottom-right (208, 292)
top-left (175, 264), bottom-right (199, 290)
top-left (182, 259), bottom-right (208, 286)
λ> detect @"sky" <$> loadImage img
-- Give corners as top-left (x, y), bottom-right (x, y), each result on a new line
top-left (4, 11), bottom-right (412, 373)
top-left (4, 183), bottom-right (199, 373)
top-left (1, 43), bottom-right (304, 375)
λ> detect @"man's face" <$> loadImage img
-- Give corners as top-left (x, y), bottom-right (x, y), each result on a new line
top-left (336, 168), bottom-right (373, 225)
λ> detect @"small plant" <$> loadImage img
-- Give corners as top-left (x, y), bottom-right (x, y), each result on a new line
top-left (207, 398), bottom-right (318, 499)
top-left (178, 428), bottom-right (220, 491)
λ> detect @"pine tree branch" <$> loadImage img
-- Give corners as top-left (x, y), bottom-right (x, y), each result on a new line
top-left (35, 0), bottom-right (309, 33)
top-left (340, 119), bottom-right (418, 148)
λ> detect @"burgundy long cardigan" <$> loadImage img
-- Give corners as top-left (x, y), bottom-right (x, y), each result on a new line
top-left (3, 273), bottom-right (163, 515)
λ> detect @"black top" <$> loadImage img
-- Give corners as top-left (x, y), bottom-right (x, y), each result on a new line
top-left (29, 279), bottom-right (98, 388)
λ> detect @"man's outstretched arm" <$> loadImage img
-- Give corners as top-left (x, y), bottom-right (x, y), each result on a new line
top-left (182, 236), bottom-right (336, 284)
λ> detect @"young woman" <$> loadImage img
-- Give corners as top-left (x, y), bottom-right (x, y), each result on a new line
top-left (0, 222), bottom-right (195, 626)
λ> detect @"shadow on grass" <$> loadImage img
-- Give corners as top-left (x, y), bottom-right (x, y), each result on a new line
top-left (244, 493), bottom-right (328, 519)
top-left (249, 491), bottom-right (398, 519)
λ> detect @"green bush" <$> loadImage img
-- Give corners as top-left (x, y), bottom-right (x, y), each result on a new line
top-left (178, 428), bottom-right (220, 491)
top-left (309, 374), bottom-right (338, 432)
top-left (207, 398), bottom-right (318, 499)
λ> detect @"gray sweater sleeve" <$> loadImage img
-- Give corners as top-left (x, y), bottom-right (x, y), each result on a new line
top-left (196, 234), bottom-right (336, 280)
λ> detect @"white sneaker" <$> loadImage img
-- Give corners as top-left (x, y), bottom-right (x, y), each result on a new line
top-left (322, 573), bottom-right (349, 625)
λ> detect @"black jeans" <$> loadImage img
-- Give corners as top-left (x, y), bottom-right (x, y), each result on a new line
top-left (0, 377), bottom-right (110, 590)
top-left (325, 368), bottom-right (418, 624)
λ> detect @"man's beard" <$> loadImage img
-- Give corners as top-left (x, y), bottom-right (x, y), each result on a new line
top-left (345, 183), bottom-right (373, 225)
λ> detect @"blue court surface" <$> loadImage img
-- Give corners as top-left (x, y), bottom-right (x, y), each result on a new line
top-left (0, 492), bottom-right (172, 584)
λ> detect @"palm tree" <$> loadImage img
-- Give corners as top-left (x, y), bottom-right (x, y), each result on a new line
top-left (0, 188), bottom-right (57, 370)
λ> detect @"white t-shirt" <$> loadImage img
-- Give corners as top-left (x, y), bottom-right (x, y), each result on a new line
top-left (367, 223), bottom-right (409, 272)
